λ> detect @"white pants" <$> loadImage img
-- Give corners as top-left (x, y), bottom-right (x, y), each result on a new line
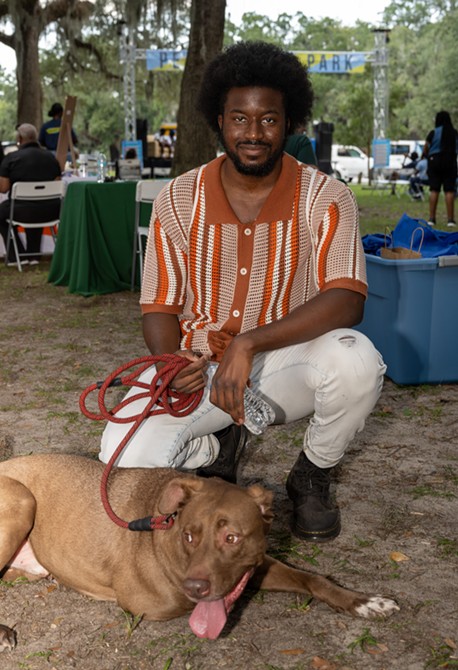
top-left (99, 329), bottom-right (386, 470)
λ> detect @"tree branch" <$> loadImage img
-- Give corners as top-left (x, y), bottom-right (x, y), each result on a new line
top-left (72, 37), bottom-right (122, 80)
top-left (0, 30), bottom-right (14, 48)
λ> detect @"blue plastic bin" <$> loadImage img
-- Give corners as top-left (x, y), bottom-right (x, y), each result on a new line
top-left (356, 254), bottom-right (458, 384)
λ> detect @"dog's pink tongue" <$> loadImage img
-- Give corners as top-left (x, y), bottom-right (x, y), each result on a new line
top-left (189, 598), bottom-right (227, 639)
top-left (188, 569), bottom-right (254, 639)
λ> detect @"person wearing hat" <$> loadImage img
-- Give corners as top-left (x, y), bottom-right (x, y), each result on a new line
top-left (38, 102), bottom-right (78, 153)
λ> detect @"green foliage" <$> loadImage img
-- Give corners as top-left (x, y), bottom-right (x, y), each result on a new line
top-left (1, 3), bottom-right (458, 151)
top-left (0, 68), bottom-right (16, 141)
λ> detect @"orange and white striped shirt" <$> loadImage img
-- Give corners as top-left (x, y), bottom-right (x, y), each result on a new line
top-left (140, 153), bottom-right (367, 357)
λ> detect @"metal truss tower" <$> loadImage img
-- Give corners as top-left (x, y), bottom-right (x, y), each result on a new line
top-left (372, 29), bottom-right (390, 140)
top-left (120, 21), bottom-right (137, 141)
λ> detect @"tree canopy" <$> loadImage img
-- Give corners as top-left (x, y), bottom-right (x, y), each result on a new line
top-left (0, 0), bottom-right (457, 164)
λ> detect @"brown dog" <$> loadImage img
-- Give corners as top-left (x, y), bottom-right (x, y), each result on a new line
top-left (0, 454), bottom-right (398, 650)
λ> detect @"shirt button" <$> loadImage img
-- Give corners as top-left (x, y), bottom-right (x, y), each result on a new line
top-left (244, 228), bottom-right (252, 236)
top-left (240, 267), bottom-right (247, 275)
top-left (232, 310), bottom-right (240, 317)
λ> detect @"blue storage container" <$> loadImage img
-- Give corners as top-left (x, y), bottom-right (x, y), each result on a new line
top-left (356, 254), bottom-right (458, 384)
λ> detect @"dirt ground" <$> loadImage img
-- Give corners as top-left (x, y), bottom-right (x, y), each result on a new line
top-left (0, 261), bottom-right (457, 670)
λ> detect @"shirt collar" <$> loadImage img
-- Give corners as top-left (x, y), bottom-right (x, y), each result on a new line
top-left (18, 141), bottom-right (40, 150)
top-left (203, 152), bottom-right (298, 225)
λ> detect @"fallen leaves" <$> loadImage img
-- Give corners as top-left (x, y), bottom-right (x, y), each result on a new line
top-left (390, 551), bottom-right (409, 563)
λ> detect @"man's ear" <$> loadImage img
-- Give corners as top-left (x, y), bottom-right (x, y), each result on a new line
top-left (217, 114), bottom-right (223, 131)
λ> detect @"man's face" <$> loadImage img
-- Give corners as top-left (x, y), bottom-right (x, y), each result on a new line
top-left (218, 87), bottom-right (288, 177)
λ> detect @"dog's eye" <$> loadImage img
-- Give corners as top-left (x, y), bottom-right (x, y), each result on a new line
top-left (225, 533), bottom-right (240, 544)
top-left (183, 531), bottom-right (193, 543)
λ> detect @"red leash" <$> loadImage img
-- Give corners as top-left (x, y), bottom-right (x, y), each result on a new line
top-left (79, 354), bottom-right (203, 531)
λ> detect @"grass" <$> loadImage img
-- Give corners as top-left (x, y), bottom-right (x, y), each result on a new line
top-left (349, 183), bottom-right (441, 236)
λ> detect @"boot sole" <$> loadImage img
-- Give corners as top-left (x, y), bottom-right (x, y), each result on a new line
top-left (291, 515), bottom-right (341, 543)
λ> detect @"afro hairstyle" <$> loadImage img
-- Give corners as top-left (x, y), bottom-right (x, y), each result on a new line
top-left (197, 41), bottom-right (314, 134)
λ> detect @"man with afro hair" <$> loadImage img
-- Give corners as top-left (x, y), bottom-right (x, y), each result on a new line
top-left (100, 41), bottom-right (385, 543)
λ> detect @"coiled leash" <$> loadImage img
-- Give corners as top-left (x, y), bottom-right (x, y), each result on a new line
top-left (79, 354), bottom-right (203, 531)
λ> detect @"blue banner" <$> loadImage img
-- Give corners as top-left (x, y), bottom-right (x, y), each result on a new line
top-left (294, 51), bottom-right (368, 74)
top-left (145, 49), bottom-right (368, 74)
top-left (146, 50), bottom-right (187, 71)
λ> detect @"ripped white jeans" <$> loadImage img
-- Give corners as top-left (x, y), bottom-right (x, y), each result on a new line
top-left (99, 329), bottom-right (386, 470)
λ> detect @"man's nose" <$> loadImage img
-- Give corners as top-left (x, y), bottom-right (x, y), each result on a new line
top-left (246, 119), bottom-right (263, 140)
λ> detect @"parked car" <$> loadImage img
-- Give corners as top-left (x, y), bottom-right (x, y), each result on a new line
top-left (389, 140), bottom-right (425, 170)
top-left (331, 145), bottom-right (373, 181)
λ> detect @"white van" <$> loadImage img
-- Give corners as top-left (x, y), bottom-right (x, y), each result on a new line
top-left (331, 145), bottom-right (373, 181)
top-left (389, 140), bottom-right (425, 170)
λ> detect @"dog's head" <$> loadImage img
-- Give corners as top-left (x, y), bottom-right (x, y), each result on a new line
top-left (157, 475), bottom-right (274, 639)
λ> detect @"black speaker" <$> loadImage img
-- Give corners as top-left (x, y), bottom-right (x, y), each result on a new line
top-left (314, 122), bottom-right (334, 175)
top-left (136, 118), bottom-right (148, 162)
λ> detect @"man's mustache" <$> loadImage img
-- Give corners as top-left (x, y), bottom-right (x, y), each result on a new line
top-left (236, 140), bottom-right (271, 147)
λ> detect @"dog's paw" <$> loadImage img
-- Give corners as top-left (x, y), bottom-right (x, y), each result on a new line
top-left (0, 624), bottom-right (17, 652)
top-left (354, 596), bottom-right (400, 619)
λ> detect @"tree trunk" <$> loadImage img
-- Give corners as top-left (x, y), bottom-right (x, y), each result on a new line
top-left (5, 0), bottom-right (94, 129)
top-left (14, 3), bottom-right (43, 128)
top-left (172, 0), bottom-right (226, 177)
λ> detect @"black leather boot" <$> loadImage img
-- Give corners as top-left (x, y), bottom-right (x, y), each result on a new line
top-left (195, 424), bottom-right (248, 484)
top-left (286, 451), bottom-right (341, 542)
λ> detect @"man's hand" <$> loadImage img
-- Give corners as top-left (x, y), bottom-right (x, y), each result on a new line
top-left (210, 338), bottom-right (253, 425)
top-left (163, 350), bottom-right (210, 394)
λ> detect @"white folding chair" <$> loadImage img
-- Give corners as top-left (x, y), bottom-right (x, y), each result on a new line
top-left (5, 181), bottom-right (65, 271)
top-left (130, 179), bottom-right (167, 290)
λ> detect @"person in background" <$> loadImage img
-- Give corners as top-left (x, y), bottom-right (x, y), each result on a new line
top-left (409, 156), bottom-right (429, 200)
top-left (284, 122), bottom-right (317, 165)
top-left (99, 41), bottom-right (386, 544)
top-left (39, 102), bottom-right (78, 154)
top-left (402, 151), bottom-right (419, 171)
top-left (0, 123), bottom-right (61, 266)
top-left (423, 111), bottom-right (458, 227)
top-left (169, 129), bottom-right (177, 158)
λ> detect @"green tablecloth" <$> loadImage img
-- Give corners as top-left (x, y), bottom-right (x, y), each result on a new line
top-left (48, 181), bottom-right (150, 296)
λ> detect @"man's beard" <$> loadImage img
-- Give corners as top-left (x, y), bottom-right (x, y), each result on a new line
top-left (219, 133), bottom-right (285, 177)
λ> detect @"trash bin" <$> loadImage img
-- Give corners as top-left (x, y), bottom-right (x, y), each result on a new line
top-left (356, 254), bottom-right (458, 384)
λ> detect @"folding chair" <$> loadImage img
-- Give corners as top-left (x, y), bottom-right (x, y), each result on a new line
top-left (5, 181), bottom-right (65, 271)
top-left (130, 180), bottom-right (167, 290)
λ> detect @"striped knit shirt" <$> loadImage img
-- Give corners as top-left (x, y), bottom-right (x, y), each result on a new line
top-left (140, 153), bottom-right (367, 357)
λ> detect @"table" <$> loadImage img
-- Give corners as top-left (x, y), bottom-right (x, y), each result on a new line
top-left (48, 180), bottom-right (151, 296)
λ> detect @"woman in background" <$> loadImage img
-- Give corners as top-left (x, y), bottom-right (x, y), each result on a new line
top-left (423, 111), bottom-right (458, 227)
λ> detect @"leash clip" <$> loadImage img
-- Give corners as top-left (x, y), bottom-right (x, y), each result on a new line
top-left (128, 512), bottom-right (177, 532)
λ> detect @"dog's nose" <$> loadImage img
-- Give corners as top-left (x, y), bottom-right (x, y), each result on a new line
top-left (183, 578), bottom-right (211, 600)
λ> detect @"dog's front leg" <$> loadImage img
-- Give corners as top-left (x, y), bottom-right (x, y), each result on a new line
top-left (252, 556), bottom-right (399, 619)
top-left (0, 474), bottom-right (38, 649)
top-left (0, 476), bottom-right (37, 571)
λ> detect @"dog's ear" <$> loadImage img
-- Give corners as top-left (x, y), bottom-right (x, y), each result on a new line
top-left (157, 477), bottom-right (203, 514)
top-left (246, 484), bottom-right (274, 530)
